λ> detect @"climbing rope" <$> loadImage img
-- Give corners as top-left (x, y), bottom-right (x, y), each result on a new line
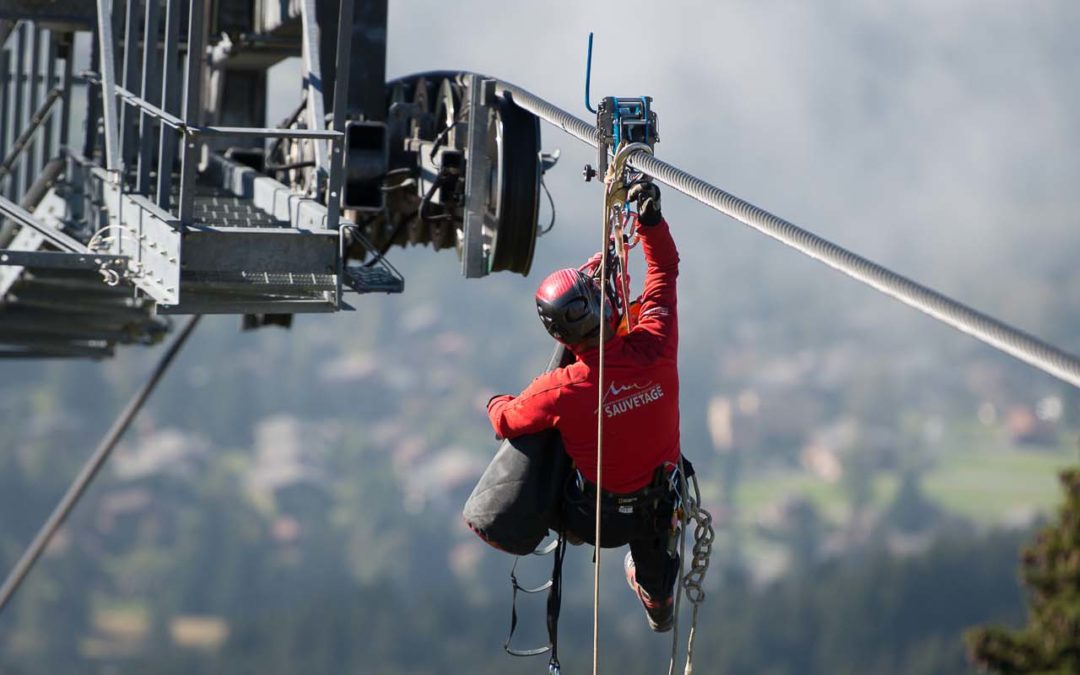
top-left (591, 165), bottom-right (612, 675)
top-left (590, 141), bottom-right (654, 675)
top-left (493, 78), bottom-right (1080, 389)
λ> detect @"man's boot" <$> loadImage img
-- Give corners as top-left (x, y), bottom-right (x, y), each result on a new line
top-left (624, 552), bottom-right (674, 632)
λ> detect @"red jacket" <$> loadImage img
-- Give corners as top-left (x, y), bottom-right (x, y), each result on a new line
top-left (487, 220), bottom-right (680, 493)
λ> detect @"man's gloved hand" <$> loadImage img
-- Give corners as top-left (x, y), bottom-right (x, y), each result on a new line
top-left (628, 182), bottom-right (662, 226)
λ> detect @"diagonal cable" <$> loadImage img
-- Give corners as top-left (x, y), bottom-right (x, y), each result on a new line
top-left (0, 316), bottom-right (201, 616)
top-left (491, 79), bottom-right (1080, 389)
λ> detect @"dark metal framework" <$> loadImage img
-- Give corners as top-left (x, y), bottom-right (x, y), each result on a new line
top-left (0, 1), bottom-right (549, 359)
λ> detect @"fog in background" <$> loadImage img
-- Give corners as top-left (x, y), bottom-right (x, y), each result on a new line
top-left (2, 2), bottom-right (1079, 673)
top-left (337, 0), bottom-right (1077, 384)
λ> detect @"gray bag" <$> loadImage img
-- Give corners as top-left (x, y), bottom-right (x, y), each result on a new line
top-left (462, 429), bottom-right (571, 556)
top-left (463, 345), bottom-right (573, 556)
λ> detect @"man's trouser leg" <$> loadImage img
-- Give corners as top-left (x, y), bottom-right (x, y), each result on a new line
top-left (628, 529), bottom-right (679, 601)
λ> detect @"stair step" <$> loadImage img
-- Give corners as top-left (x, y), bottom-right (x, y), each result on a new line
top-left (343, 264), bottom-right (404, 294)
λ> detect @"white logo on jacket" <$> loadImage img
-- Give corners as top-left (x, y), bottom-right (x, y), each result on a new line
top-left (601, 379), bottom-right (664, 418)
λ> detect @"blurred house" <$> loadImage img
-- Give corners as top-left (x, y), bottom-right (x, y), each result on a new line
top-left (1005, 405), bottom-right (1058, 446)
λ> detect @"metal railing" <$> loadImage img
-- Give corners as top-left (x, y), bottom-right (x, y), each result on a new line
top-left (85, 0), bottom-right (350, 231)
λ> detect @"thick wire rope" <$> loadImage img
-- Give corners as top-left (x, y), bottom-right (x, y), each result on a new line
top-left (0, 315), bottom-right (201, 616)
top-left (493, 80), bottom-right (1080, 389)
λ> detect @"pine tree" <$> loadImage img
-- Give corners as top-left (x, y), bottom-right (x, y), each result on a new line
top-left (965, 469), bottom-right (1080, 674)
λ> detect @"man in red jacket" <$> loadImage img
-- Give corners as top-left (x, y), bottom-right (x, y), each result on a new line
top-left (487, 182), bottom-right (683, 632)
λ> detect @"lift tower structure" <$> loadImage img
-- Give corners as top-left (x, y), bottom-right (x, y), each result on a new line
top-left (0, 0), bottom-right (546, 358)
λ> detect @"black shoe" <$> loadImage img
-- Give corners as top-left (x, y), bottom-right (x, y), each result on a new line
top-left (624, 552), bottom-right (674, 632)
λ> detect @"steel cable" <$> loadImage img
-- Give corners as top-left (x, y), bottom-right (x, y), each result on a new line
top-left (495, 81), bottom-right (1080, 389)
top-left (0, 315), bottom-right (201, 616)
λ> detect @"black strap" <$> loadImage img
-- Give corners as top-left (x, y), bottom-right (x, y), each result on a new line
top-left (545, 536), bottom-right (566, 673)
top-left (504, 533), bottom-right (567, 674)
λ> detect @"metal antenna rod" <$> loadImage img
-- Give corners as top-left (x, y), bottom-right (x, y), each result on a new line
top-left (0, 315), bottom-right (201, 616)
top-left (584, 32), bottom-right (597, 114)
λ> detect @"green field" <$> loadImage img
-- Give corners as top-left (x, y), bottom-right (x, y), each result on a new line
top-left (732, 428), bottom-right (1078, 530)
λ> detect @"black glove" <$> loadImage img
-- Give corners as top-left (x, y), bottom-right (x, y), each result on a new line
top-left (628, 182), bottom-right (662, 226)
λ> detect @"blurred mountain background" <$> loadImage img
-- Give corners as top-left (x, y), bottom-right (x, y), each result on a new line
top-left (1, 1), bottom-right (1078, 673)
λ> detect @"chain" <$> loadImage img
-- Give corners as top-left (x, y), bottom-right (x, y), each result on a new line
top-left (681, 489), bottom-right (714, 605)
top-left (678, 472), bottom-right (715, 675)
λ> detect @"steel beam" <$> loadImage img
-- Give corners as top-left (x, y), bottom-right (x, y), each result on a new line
top-left (0, 49), bottom-right (11, 173)
top-left (462, 75), bottom-right (494, 278)
top-left (190, 125), bottom-right (340, 140)
top-left (94, 0), bottom-right (121, 173)
top-left (136, 0), bottom-right (161, 194)
top-left (0, 302), bottom-right (156, 326)
top-left (325, 0), bottom-right (355, 239)
top-left (40, 31), bottom-right (57, 164)
top-left (57, 32), bottom-right (72, 150)
top-left (0, 323), bottom-right (133, 343)
top-left (0, 179), bottom-right (66, 291)
top-left (3, 293), bottom-right (152, 319)
top-left (83, 26), bottom-right (101, 160)
top-left (25, 25), bottom-right (40, 183)
top-left (93, 167), bottom-right (181, 305)
top-left (0, 250), bottom-right (127, 270)
top-left (0, 86), bottom-right (61, 182)
top-left (0, 222), bottom-right (44, 297)
top-left (0, 3), bottom-right (96, 29)
top-left (11, 23), bottom-right (26, 198)
top-left (119, 0), bottom-right (141, 172)
top-left (156, 297), bottom-right (335, 315)
top-left (156, 0), bottom-right (182, 210)
top-left (317, 0), bottom-right (388, 122)
top-left (0, 343), bottom-right (113, 359)
top-left (178, 0), bottom-right (207, 226)
top-left (8, 273), bottom-right (136, 295)
top-left (95, 79), bottom-right (184, 129)
top-left (299, 0), bottom-right (329, 184)
top-left (0, 194), bottom-right (85, 253)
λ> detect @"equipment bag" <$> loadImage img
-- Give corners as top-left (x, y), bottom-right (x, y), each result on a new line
top-left (463, 345), bottom-right (573, 556)
top-left (463, 428), bottom-right (572, 555)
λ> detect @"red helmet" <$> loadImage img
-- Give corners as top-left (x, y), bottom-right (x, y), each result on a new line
top-left (535, 268), bottom-right (614, 345)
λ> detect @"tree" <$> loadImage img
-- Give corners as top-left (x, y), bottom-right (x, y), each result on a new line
top-left (966, 469), bottom-right (1080, 674)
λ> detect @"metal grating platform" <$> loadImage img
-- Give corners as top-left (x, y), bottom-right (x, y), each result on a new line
top-left (191, 185), bottom-right (291, 229)
top-left (181, 270), bottom-right (337, 292)
top-left (343, 263), bottom-right (404, 294)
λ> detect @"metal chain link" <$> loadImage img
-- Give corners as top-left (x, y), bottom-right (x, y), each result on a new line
top-left (681, 501), bottom-right (714, 605)
top-left (678, 473), bottom-right (715, 675)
